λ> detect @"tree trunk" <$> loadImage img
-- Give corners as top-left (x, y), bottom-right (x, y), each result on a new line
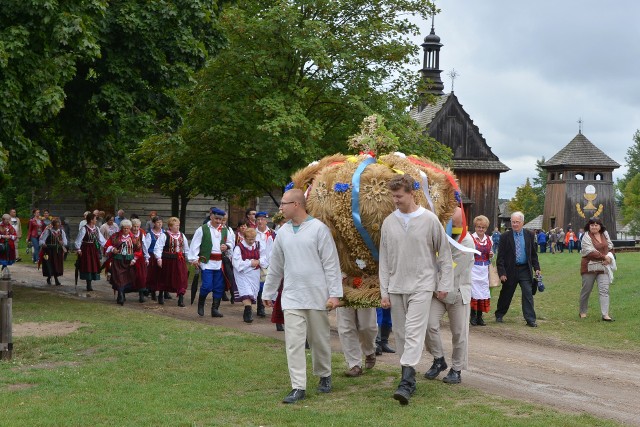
top-left (171, 191), bottom-right (180, 218)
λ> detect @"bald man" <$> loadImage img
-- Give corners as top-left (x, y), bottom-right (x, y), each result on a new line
top-left (262, 189), bottom-right (343, 404)
top-left (424, 208), bottom-right (475, 384)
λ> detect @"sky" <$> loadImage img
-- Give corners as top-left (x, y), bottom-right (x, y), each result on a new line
top-left (409, 1), bottom-right (640, 199)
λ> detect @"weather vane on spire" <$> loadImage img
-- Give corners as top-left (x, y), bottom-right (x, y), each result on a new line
top-left (577, 117), bottom-right (583, 134)
top-left (448, 69), bottom-right (458, 92)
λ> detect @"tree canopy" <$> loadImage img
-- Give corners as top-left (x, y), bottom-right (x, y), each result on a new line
top-left (508, 178), bottom-right (542, 225)
top-left (151, 0), bottom-right (448, 204)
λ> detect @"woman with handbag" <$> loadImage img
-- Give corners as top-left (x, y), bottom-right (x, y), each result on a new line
top-left (579, 218), bottom-right (615, 321)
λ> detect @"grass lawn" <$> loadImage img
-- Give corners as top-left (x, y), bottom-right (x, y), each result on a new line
top-left (1, 286), bottom-right (621, 427)
top-left (491, 251), bottom-right (640, 351)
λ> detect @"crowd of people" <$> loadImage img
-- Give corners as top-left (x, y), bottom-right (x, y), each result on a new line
top-left (0, 193), bottom-right (618, 405)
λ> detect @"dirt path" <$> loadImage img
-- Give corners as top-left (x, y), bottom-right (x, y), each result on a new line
top-left (5, 262), bottom-right (640, 425)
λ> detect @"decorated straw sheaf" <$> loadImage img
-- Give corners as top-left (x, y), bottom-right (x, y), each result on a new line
top-left (288, 116), bottom-right (460, 308)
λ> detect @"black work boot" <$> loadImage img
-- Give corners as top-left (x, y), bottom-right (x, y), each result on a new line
top-left (86, 280), bottom-right (93, 292)
top-left (197, 295), bottom-right (206, 317)
top-left (442, 368), bottom-right (461, 384)
top-left (476, 311), bottom-right (486, 326)
top-left (424, 357), bottom-right (448, 380)
top-left (138, 291), bottom-right (146, 303)
top-left (177, 294), bottom-right (185, 307)
top-left (256, 289), bottom-right (266, 317)
top-left (211, 297), bottom-right (223, 317)
top-left (375, 327), bottom-right (383, 355)
top-left (243, 305), bottom-right (253, 323)
top-left (393, 366), bottom-right (416, 405)
top-left (470, 309), bottom-right (478, 326)
top-left (380, 325), bottom-right (395, 353)
top-left (158, 292), bottom-right (165, 305)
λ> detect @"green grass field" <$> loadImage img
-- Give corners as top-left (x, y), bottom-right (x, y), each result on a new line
top-left (3, 246), bottom-right (636, 426)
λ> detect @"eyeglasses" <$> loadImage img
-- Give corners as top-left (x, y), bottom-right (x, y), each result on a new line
top-left (280, 201), bottom-right (295, 206)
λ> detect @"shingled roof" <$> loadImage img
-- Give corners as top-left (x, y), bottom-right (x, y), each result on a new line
top-left (544, 133), bottom-right (621, 169)
top-left (410, 94), bottom-right (450, 129)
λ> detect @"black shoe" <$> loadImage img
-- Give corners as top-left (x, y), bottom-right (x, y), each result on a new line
top-left (158, 292), bottom-right (165, 305)
top-left (282, 389), bottom-right (305, 404)
top-left (243, 305), bottom-right (253, 323)
top-left (380, 325), bottom-right (395, 353)
top-left (495, 316), bottom-right (503, 323)
top-left (54, 277), bottom-right (61, 286)
top-left (178, 294), bottom-right (185, 307)
top-left (150, 291), bottom-right (157, 301)
top-left (375, 343), bottom-right (383, 356)
top-left (469, 309), bottom-right (477, 326)
top-left (164, 291), bottom-right (172, 300)
top-left (442, 369), bottom-right (461, 384)
top-left (138, 291), bottom-right (146, 303)
top-left (476, 313), bottom-right (486, 326)
top-left (46, 277), bottom-right (52, 285)
top-left (117, 291), bottom-right (124, 306)
top-left (276, 323), bottom-right (284, 332)
top-left (86, 282), bottom-right (94, 292)
top-left (424, 357), bottom-right (447, 380)
top-left (317, 376), bottom-right (332, 393)
top-left (197, 295), bottom-right (206, 317)
top-left (380, 342), bottom-right (395, 353)
top-left (526, 321), bottom-right (538, 328)
top-left (221, 292), bottom-right (229, 301)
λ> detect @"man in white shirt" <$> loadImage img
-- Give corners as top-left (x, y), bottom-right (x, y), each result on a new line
top-left (263, 189), bottom-right (342, 404)
top-left (379, 174), bottom-right (453, 405)
top-left (188, 208), bottom-right (234, 317)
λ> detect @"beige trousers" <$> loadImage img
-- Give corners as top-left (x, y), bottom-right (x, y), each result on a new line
top-left (580, 273), bottom-right (611, 316)
top-left (390, 291), bottom-right (431, 367)
top-left (425, 291), bottom-right (470, 371)
top-left (336, 307), bottom-right (378, 369)
top-left (283, 309), bottom-right (332, 390)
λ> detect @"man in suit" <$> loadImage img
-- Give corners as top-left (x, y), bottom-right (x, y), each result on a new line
top-left (495, 211), bottom-right (541, 327)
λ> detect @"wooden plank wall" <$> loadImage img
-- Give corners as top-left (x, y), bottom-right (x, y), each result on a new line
top-left (457, 171), bottom-right (500, 230)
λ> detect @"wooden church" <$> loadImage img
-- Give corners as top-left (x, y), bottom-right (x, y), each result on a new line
top-left (542, 131), bottom-right (620, 235)
top-left (410, 24), bottom-right (509, 228)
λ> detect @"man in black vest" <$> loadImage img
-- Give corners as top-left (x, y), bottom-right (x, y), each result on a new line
top-left (188, 208), bottom-right (234, 317)
top-left (495, 211), bottom-right (541, 327)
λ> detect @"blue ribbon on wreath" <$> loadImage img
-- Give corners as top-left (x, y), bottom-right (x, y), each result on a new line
top-left (351, 156), bottom-right (379, 262)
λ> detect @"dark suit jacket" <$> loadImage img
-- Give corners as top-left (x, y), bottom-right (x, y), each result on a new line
top-left (496, 229), bottom-right (540, 287)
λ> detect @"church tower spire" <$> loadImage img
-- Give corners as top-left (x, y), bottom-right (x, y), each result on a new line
top-left (420, 16), bottom-right (445, 96)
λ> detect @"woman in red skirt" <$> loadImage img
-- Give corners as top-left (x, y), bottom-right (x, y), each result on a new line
top-left (154, 217), bottom-right (190, 307)
top-left (144, 215), bottom-right (164, 301)
top-left (39, 218), bottom-right (68, 285)
top-left (1, 214), bottom-right (18, 274)
top-left (74, 212), bottom-right (106, 291)
top-left (130, 218), bottom-right (149, 302)
top-left (105, 220), bottom-right (138, 305)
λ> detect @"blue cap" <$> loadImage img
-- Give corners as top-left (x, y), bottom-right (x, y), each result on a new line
top-left (255, 211), bottom-right (268, 218)
top-left (210, 207), bottom-right (226, 216)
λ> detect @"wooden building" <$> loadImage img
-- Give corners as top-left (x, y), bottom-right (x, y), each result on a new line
top-left (542, 132), bottom-right (620, 235)
top-left (410, 24), bottom-right (509, 228)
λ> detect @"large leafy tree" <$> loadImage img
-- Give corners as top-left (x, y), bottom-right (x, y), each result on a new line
top-left (508, 178), bottom-right (542, 224)
top-left (621, 174), bottom-right (640, 235)
top-left (616, 130), bottom-right (640, 206)
top-left (169, 0), bottom-right (446, 203)
top-left (0, 0), bottom-right (228, 209)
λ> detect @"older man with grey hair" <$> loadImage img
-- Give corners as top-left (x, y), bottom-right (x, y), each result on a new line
top-left (495, 211), bottom-right (541, 327)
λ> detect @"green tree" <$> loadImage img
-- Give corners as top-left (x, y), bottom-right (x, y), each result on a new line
top-left (0, 0), bottom-right (228, 210)
top-left (621, 173), bottom-right (640, 235)
top-left (616, 130), bottom-right (640, 206)
top-left (530, 156), bottom-right (547, 217)
top-left (508, 178), bottom-right (542, 224)
top-left (172, 0), bottom-right (447, 202)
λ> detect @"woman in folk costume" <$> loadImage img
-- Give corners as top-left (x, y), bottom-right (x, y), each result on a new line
top-left (154, 216), bottom-right (190, 307)
top-left (130, 218), bottom-right (150, 302)
top-left (105, 220), bottom-right (138, 305)
top-left (39, 218), bottom-right (68, 285)
top-left (469, 215), bottom-right (493, 326)
top-left (0, 214), bottom-right (18, 272)
top-left (232, 228), bottom-right (268, 323)
top-left (75, 212), bottom-right (107, 291)
top-left (144, 215), bottom-right (164, 301)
